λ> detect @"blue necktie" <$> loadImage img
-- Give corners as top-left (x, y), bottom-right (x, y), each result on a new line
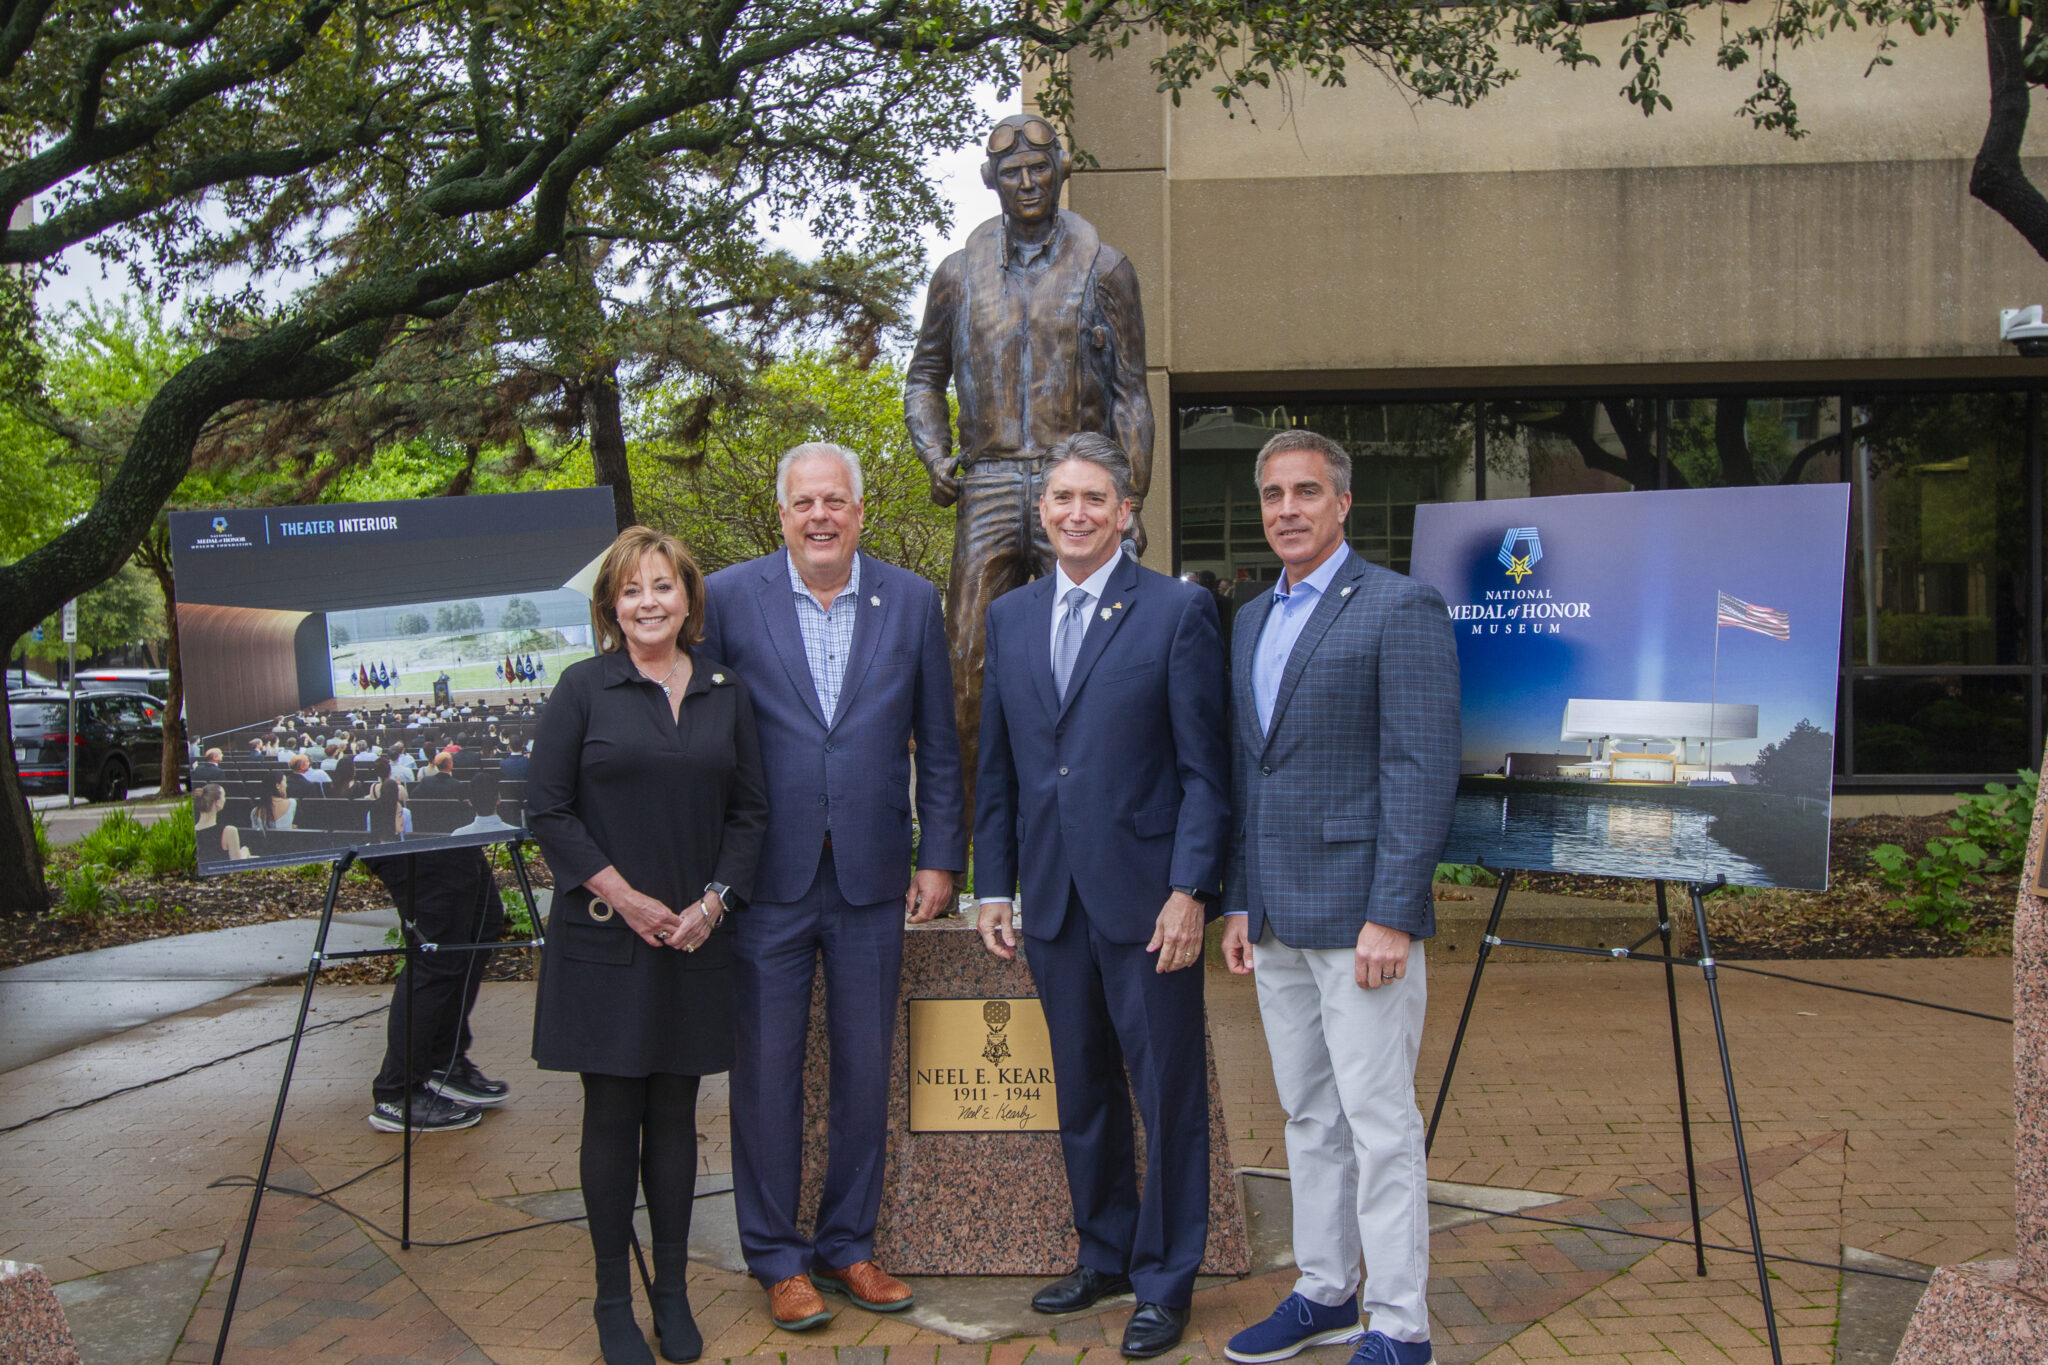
top-left (1054, 586), bottom-right (1089, 702)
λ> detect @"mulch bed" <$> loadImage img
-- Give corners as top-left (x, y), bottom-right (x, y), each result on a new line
top-left (1503, 813), bottom-right (2016, 959)
top-left (0, 814), bottom-right (2017, 971)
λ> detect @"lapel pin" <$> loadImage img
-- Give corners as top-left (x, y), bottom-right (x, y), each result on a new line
top-left (712, 673), bottom-right (726, 684)
top-left (870, 595), bottom-right (880, 607)
top-left (1100, 607), bottom-right (1112, 620)
top-left (1340, 587), bottom-right (1354, 598)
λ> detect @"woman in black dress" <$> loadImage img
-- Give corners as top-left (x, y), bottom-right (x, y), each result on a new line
top-left (193, 783), bottom-right (248, 862)
top-left (527, 526), bottom-right (767, 1365)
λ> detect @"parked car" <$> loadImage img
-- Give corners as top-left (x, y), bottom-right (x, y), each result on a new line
top-left (5, 666), bottom-right (56, 691)
top-left (10, 688), bottom-right (165, 801)
top-left (72, 668), bottom-right (172, 704)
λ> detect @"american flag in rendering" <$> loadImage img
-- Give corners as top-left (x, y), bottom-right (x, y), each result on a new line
top-left (1717, 591), bottom-right (1791, 641)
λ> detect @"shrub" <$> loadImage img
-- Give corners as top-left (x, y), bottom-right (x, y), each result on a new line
top-left (1949, 769), bottom-right (2037, 875)
top-left (1436, 862), bottom-right (1498, 887)
top-left (53, 864), bottom-right (120, 919)
top-left (73, 809), bottom-right (148, 871)
top-left (139, 804), bottom-right (197, 877)
top-left (1867, 767), bottom-right (2039, 936)
top-left (1869, 838), bottom-right (1986, 936)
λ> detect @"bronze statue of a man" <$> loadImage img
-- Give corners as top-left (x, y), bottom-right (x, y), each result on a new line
top-left (905, 112), bottom-right (1154, 797)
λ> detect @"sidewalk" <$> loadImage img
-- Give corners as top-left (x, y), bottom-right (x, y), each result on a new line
top-left (0, 940), bottom-right (2014, 1365)
top-left (0, 910), bottom-right (399, 1072)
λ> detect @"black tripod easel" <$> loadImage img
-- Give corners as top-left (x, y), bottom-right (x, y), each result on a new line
top-left (211, 839), bottom-right (545, 1365)
top-left (1426, 868), bottom-right (1783, 1365)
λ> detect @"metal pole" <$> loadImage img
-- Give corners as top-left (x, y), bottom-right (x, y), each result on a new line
top-left (1427, 868), bottom-right (1516, 1154)
top-left (402, 851), bottom-right (417, 1251)
top-left (65, 634), bottom-right (76, 809)
top-left (1856, 438), bottom-right (1880, 667)
top-left (1688, 881), bottom-right (1784, 1364)
top-left (213, 852), bottom-right (355, 1364)
top-left (1656, 881), bottom-right (1707, 1275)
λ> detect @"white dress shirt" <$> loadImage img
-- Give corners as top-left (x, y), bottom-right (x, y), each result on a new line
top-left (980, 551), bottom-right (1125, 908)
top-left (1047, 551), bottom-right (1122, 659)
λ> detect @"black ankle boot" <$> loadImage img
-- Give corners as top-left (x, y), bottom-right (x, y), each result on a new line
top-left (592, 1254), bottom-right (654, 1365)
top-left (651, 1241), bottom-right (702, 1363)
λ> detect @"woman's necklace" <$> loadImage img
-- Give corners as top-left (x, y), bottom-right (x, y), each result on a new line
top-left (637, 653), bottom-right (686, 696)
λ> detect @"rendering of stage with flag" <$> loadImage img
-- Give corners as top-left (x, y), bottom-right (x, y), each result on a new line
top-left (1412, 484), bottom-right (1851, 890)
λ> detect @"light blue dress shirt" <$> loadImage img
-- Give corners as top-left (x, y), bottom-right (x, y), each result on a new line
top-left (788, 551), bottom-right (861, 726)
top-left (1252, 541), bottom-right (1352, 735)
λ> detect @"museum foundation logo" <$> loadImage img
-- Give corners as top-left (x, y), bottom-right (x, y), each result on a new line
top-left (189, 514), bottom-right (253, 550)
top-left (1498, 526), bottom-right (1543, 584)
top-left (1444, 524), bottom-right (1592, 636)
top-left (980, 1000), bottom-right (1012, 1065)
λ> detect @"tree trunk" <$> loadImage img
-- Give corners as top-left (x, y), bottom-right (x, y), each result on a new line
top-left (1715, 397), bottom-right (1755, 486)
top-left (0, 691), bottom-right (47, 915)
top-left (138, 526), bottom-right (187, 798)
top-left (587, 362), bottom-right (637, 531)
top-left (1971, 4), bottom-right (2048, 262)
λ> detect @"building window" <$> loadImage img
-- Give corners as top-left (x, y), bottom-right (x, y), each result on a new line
top-left (1177, 402), bottom-right (1474, 588)
top-left (1173, 385), bottom-right (2044, 787)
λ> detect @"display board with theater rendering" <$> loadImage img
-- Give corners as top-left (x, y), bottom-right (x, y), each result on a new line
top-left (170, 489), bottom-right (617, 871)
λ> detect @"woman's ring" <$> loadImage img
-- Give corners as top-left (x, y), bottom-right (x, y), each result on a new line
top-left (656, 929), bottom-right (670, 941)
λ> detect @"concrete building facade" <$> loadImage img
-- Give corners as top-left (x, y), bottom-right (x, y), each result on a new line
top-left (1061, 17), bottom-right (2048, 788)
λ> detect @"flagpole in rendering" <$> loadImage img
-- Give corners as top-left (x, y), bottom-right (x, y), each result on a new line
top-left (1708, 604), bottom-right (1722, 782)
top-left (1708, 592), bottom-right (1793, 782)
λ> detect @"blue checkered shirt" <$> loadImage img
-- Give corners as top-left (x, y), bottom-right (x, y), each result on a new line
top-left (789, 551), bottom-right (861, 726)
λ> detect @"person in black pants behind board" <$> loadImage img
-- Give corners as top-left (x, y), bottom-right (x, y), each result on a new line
top-left (361, 848), bottom-right (509, 1134)
top-left (526, 525), bottom-right (768, 1365)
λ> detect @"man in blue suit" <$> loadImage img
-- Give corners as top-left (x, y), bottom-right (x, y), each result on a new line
top-left (1219, 430), bottom-right (1459, 1365)
top-left (974, 433), bottom-right (1230, 1358)
top-left (701, 442), bottom-right (966, 1333)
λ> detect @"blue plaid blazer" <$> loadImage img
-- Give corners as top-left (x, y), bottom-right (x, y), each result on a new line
top-left (1223, 551), bottom-right (1461, 946)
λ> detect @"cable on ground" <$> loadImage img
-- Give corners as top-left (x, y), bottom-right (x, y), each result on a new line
top-left (0, 1006), bottom-right (385, 1137)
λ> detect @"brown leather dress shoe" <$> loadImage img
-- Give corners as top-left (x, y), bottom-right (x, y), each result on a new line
top-left (810, 1259), bottom-right (916, 1312)
top-left (767, 1274), bottom-right (833, 1331)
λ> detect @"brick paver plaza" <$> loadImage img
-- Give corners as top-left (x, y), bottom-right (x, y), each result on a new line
top-left (0, 951), bottom-right (2015, 1365)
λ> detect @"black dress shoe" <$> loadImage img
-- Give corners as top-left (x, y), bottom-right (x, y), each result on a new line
top-left (1031, 1265), bottom-right (1133, 1314)
top-left (1121, 1302), bottom-right (1190, 1359)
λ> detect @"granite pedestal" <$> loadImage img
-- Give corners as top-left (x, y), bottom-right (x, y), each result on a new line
top-left (0, 1262), bottom-right (82, 1365)
top-left (796, 918), bottom-right (1249, 1276)
top-left (1893, 742), bottom-right (2048, 1362)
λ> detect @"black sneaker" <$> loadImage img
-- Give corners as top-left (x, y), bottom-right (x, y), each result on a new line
top-left (367, 1089), bottom-right (482, 1133)
top-left (426, 1057), bottom-right (510, 1107)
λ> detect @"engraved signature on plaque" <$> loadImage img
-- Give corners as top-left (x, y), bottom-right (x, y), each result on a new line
top-left (907, 998), bottom-right (1059, 1132)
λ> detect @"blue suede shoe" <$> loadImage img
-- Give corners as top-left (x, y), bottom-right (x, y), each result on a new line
top-left (1347, 1330), bottom-right (1434, 1365)
top-left (1225, 1292), bottom-right (1363, 1363)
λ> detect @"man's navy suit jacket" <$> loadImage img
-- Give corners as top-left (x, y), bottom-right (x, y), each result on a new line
top-left (1223, 550), bottom-right (1461, 948)
top-left (701, 549), bottom-right (965, 907)
top-left (974, 553), bottom-right (1230, 944)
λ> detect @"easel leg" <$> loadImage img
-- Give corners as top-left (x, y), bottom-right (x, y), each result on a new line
top-left (507, 840), bottom-right (543, 950)
top-left (1427, 868), bottom-right (1516, 1156)
top-left (213, 853), bottom-right (354, 1365)
top-left (402, 852), bottom-right (418, 1251)
top-left (1688, 881), bottom-right (1783, 1365)
top-left (1656, 880), bottom-right (1707, 1276)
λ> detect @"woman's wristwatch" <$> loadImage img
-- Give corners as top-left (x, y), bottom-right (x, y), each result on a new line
top-left (701, 882), bottom-right (732, 921)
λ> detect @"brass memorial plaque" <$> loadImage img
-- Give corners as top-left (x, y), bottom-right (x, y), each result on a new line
top-left (907, 998), bottom-right (1060, 1132)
